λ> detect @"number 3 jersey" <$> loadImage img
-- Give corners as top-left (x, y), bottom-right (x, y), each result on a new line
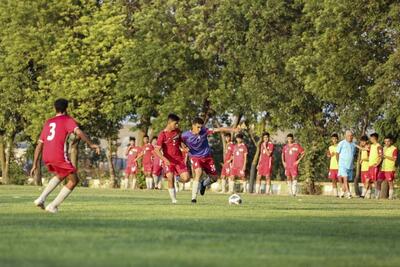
top-left (39, 114), bottom-right (79, 163)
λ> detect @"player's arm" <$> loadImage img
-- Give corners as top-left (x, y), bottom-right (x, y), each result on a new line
top-left (154, 146), bottom-right (170, 166)
top-left (75, 128), bottom-right (100, 154)
top-left (135, 151), bottom-right (144, 162)
top-left (281, 151), bottom-right (286, 168)
top-left (327, 149), bottom-right (332, 158)
top-left (296, 151), bottom-right (305, 165)
top-left (355, 144), bottom-right (369, 151)
top-left (375, 147), bottom-right (383, 166)
top-left (212, 127), bottom-right (240, 134)
top-left (30, 141), bottom-right (44, 177)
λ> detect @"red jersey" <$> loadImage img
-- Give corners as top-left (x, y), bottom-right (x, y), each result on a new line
top-left (39, 114), bottom-right (78, 163)
top-left (127, 146), bottom-right (141, 166)
top-left (259, 142), bottom-right (274, 166)
top-left (142, 144), bottom-right (154, 165)
top-left (232, 143), bottom-right (248, 169)
top-left (156, 129), bottom-right (184, 164)
top-left (224, 142), bottom-right (235, 162)
top-left (282, 143), bottom-right (304, 167)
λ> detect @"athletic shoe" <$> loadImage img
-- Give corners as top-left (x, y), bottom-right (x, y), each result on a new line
top-left (191, 199), bottom-right (197, 204)
top-left (45, 205), bottom-right (58, 214)
top-left (34, 198), bottom-right (45, 210)
top-left (171, 199), bottom-right (177, 204)
top-left (199, 181), bottom-right (206, 196)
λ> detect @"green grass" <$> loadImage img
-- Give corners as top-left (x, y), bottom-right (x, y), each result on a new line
top-left (1, 185), bottom-right (400, 267)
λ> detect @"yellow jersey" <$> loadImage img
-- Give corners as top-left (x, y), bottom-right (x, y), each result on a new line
top-left (368, 143), bottom-right (383, 167)
top-left (329, 145), bottom-right (338, 170)
top-left (381, 145), bottom-right (398, 172)
top-left (361, 150), bottom-right (369, 172)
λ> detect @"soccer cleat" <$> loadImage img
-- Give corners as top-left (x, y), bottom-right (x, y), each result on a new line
top-left (199, 181), bottom-right (206, 196)
top-left (34, 198), bottom-right (45, 210)
top-left (346, 195), bottom-right (352, 199)
top-left (171, 199), bottom-right (177, 204)
top-left (45, 205), bottom-right (58, 214)
top-left (191, 199), bottom-right (197, 204)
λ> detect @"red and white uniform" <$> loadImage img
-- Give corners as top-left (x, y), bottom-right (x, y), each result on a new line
top-left (231, 143), bottom-right (248, 178)
top-left (156, 129), bottom-right (188, 176)
top-left (257, 142), bottom-right (274, 177)
top-left (142, 143), bottom-right (154, 173)
top-left (282, 143), bottom-right (304, 177)
top-left (152, 153), bottom-right (163, 176)
top-left (221, 142), bottom-right (235, 177)
top-left (125, 146), bottom-right (141, 175)
top-left (39, 114), bottom-right (79, 179)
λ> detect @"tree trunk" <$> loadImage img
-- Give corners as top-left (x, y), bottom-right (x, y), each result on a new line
top-left (106, 137), bottom-right (117, 188)
top-left (2, 136), bottom-right (14, 184)
top-left (249, 140), bottom-right (262, 193)
top-left (33, 154), bottom-right (42, 186)
top-left (0, 137), bottom-right (6, 184)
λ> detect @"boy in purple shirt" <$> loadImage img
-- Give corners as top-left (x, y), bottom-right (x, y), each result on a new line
top-left (182, 117), bottom-right (238, 203)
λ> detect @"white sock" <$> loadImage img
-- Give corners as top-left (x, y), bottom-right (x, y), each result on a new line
top-left (389, 189), bottom-right (394, 199)
top-left (333, 188), bottom-right (338, 197)
top-left (146, 177), bottom-right (153, 189)
top-left (221, 179), bottom-right (226, 192)
top-left (375, 189), bottom-right (381, 199)
top-left (292, 180), bottom-right (297, 195)
top-left (287, 181), bottom-right (293, 195)
top-left (228, 180), bottom-right (235, 193)
top-left (131, 178), bottom-right (137, 190)
top-left (123, 178), bottom-right (129, 189)
top-left (168, 188), bottom-right (176, 202)
top-left (366, 189), bottom-right (371, 198)
top-left (361, 187), bottom-right (366, 197)
top-left (255, 184), bottom-right (261, 194)
top-left (152, 175), bottom-right (159, 187)
top-left (38, 177), bottom-right (61, 202)
top-left (203, 176), bottom-right (211, 187)
top-left (192, 181), bottom-right (199, 200)
top-left (266, 184), bottom-right (271, 195)
top-left (49, 186), bottom-right (72, 208)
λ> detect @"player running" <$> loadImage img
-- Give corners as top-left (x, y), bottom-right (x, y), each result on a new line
top-left (151, 136), bottom-right (163, 189)
top-left (367, 133), bottom-right (383, 199)
top-left (228, 134), bottom-right (248, 193)
top-left (379, 136), bottom-right (397, 200)
top-left (124, 137), bottom-right (141, 190)
top-left (31, 98), bottom-right (99, 213)
top-left (282, 133), bottom-right (305, 196)
top-left (181, 117), bottom-right (238, 203)
top-left (154, 114), bottom-right (191, 203)
top-left (327, 133), bottom-right (339, 197)
top-left (220, 134), bottom-right (235, 193)
top-left (358, 136), bottom-right (371, 198)
top-left (255, 132), bottom-right (274, 195)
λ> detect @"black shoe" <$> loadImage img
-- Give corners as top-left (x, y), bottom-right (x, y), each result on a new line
top-left (200, 181), bottom-right (206, 196)
top-left (359, 195), bottom-right (365, 199)
top-left (191, 199), bottom-right (197, 204)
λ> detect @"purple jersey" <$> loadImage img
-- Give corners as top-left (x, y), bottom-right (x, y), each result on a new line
top-left (182, 127), bottom-right (214, 157)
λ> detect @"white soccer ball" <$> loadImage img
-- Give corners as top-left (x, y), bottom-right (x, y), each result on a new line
top-left (228, 194), bottom-right (242, 205)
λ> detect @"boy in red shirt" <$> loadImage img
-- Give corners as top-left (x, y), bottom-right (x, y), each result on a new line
top-left (151, 137), bottom-right (163, 189)
top-left (154, 114), bottom-right (190, 203)
top-left (138, 135), bottom-right (155, 189)
top-left (228, 134), bottom-right (248, 193)
top-left (256, 132), bottom-right (274, 194)
top-left (31, 98), bottom-right (99, 213)
top-left (220, 134), bottom-right (235, 193)
top-left (282, 133), bottom-right (305, 196)
top-left (124, 137), bottom-right (142, 190)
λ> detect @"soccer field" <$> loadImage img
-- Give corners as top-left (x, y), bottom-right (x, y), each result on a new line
top-left (1, 186), bottom-right (399, 267)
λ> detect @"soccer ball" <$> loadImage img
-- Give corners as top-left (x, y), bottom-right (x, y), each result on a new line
top-left (228, 194), bottom-right (242, 205)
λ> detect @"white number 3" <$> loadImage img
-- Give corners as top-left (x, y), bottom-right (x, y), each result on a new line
top-left (47, 122), bottom-right (56, 141)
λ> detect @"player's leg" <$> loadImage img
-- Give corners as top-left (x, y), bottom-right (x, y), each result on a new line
top-left (388, 177), bottom-right (395, 200)
top-left (228, 175), bottom-right (235, 193)
top-left (255, 174), bottom-right (262, 194)
top-left (342, 175), bottom-right (351, 198)
top-left (144, 170), bottom-right (152, 189)
top-left (166, 171), bottom-right (177, 203)
top-left (130, 174), bottom-right (137, 190)
top-left (265, 177), bottom-right (271, 195)
top-left (46, 172), bottom-right (79, 213)
top-left (332, 179), bottom-right (338, 197)
top-left (191, 167), bottom-right (202, 203)
top-left (34, 175), bottom-right (62, 209)
top-left (220, 174), bottom-right (227, 193)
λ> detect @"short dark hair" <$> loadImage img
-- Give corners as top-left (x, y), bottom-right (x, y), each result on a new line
top-left (168, 113), bottom-right (180, 122)
top-left (370, 133), bottom-right (379, 139)
top-left (262, 132), bottom-right (270, 138)
top-left (360, 135), bottom-right (368, 142)
top-left (192, 117), bottom-right (204, 125)
top-left (384, 135), bottom-right (393, 141)
top-left (331, 133), bottom-right (339, 138)
top-left (129, 136), bottom-right (136, 141)
top-left (287, 133), bottom-right (294, 138)
top-left (236, 133), bottom-right (244, 139)
top-left (143, 135), bottom-right (149, 139)
top-left (224, 133), bottom-right (232, 138)
top-left (152, 136), bottom-right (158, 141)
top-left (54, 98), bottom-right (68, 113)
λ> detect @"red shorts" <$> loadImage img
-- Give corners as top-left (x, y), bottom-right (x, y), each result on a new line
top-left (221, 162), bottom-right (231, 177)
top-left (231, 167), bottom-right (245, 178)
top-left (285, 166), bottom-right (298, 177)
top-left (368, 166), bottom-right (380, 181)
top-left (164, 160), bottom-right (188, 176)
top-left (328, 169), bottom-right (338, 180)
top-left (361, 171), bottom-right (369, 183)
top-left (379, 171), bottom-right (395, 181)
top-left (143, 162), bottom-right (153, 173)
top-left (125, 164), bottom-right (138, 175)
top-left (190, 156), bottom-right (217, 176)
top-left (45, 161), bottom-right (76, 179)
top-left (257, 164), bottom-right (272, 177)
